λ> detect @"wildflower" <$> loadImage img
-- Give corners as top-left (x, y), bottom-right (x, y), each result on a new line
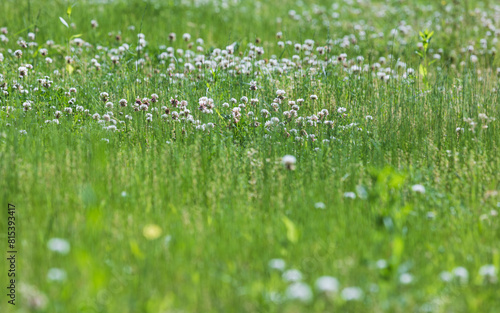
top-left (439, 271), bottom-right (453, 282)
top-left (399, 273), bottom-right (413, 284)
top-left (343, 192), bottom-right (356, 199)
top-left (268, 258), bottom-right (286, 271)
top-left (341, 287), bottom-right (363, 301)
top-left (310, 94), bottom-right (318, 100)
top-left (92, 113), bottom-right (100, 120)
top-left (282, 269), bottom-right (303, 282)
top-left (105, 102), bottom-right (113, 109)
top-left (119, 99), bottom-right (128, 107)
top-left (411, 184), bottom-right (426, 193)
top-left (286, 283), bottom-right (313, 303)
top-left (282, 155), bottom-right (296, 170)
top-left (14, 50), bottom-right (23, 58)
top-left (47, 238), bottom-right (70, 254)
top-left (452, 267), bottom-right (469, 284)
top-left (47, 268), bottom-right (67, 282)
top-left (18, 66), bottom-right (28, 77)
top-left (479, 265), bottom-right (497, 283)
top-left (169, 33), bottom-right (176, 41)
top-left (314, 202), bottom-right (326, 209)
top-left (19, 283), bottom-right (48, 310)
top-left (100, 92), bottom-right (109, 101)
top-left (143, 224), bottom-right (162, 240)
top-left (102, 114), bottom-right (111, 122)
top-left (183, 33), bottom-right (191, 41)
top-left (376, 259), bottom-right (388, 269)
top-left (315, 276), bottom-right (339, 293)
top-left (91, 19), bottom-right (98, 28)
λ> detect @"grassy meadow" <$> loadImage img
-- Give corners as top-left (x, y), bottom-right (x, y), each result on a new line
top-left (0, 0), bottom-right (499, 312)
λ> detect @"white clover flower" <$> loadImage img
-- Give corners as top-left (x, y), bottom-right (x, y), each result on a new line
top-left (314, 202), bottom-right (326, 209)
top-left (105, 102), bottom-right (113, 109)
top-left (343, 192), bottom-right (356, 199)
top-left (47, 238), bottom-right (71, 254)
top-left (47, 268), bottom-right (67, 282)
top-left (282, 155), bottom-right (296, 170)
top-left (285, 282), bottom-right (313, 303)
top-left (282, 269), bottom-right (303, 282)
top-left (399, 273), bottom-right (413, 284)
top-left (315, 276), bottom-right (339, 293)
top-left (439, 271), bottom-right (453, 282)
top-left (18, 66), bottom-right (28, 77)
top-left (268, 258), bottom-right (286, 271)
top-left (376, 259), bottom-right (388, 269)
top-left (479, 265), bottom-right (497, 282)
top-left (341, 287), bottom-right (363, 301)
top-left (452, 267), bottom-right (469, 284)
top-left (411, 184), bottom-right (426, 193)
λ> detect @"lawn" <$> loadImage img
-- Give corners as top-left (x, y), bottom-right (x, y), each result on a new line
top-left (0, 0), bottom-right (499, 312)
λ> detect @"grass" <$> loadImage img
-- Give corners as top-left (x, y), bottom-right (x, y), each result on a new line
top-left (0, 0), bottom-right (499, 312)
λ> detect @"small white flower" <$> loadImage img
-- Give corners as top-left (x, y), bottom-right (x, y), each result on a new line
top-left (285, 282), bottom-right (313, 303)
top-left (47, 268), bottom-right (67, 282)
top-left (268, 258), bottom-right (286, 271)
top-left (282, 155), bottom-right (296, 170)
top-left (47, 238), bottom-right (70, 254)
top-left (411, 184), bottom-right (426, 193)
top-left (341, 287), bottom-right (363, 301)
top-left (399, 273), bottom-right (413, 284)
top-left (282, 269), bottom-right (303, 282)
top-left (315, 276), bottom-right (339, 293)
top-left (452, 267), bottom-right (469, 284)
top-left (376, 259), bottom-right (388, 269)
top-left (343, 192), bottom-right (356, 199)
top-left (439, 271), bottom-right (453, 282)
top-left (314, 202), bottom-right (326, 209)
top-left (479, 265), bottom-right (497, 282)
